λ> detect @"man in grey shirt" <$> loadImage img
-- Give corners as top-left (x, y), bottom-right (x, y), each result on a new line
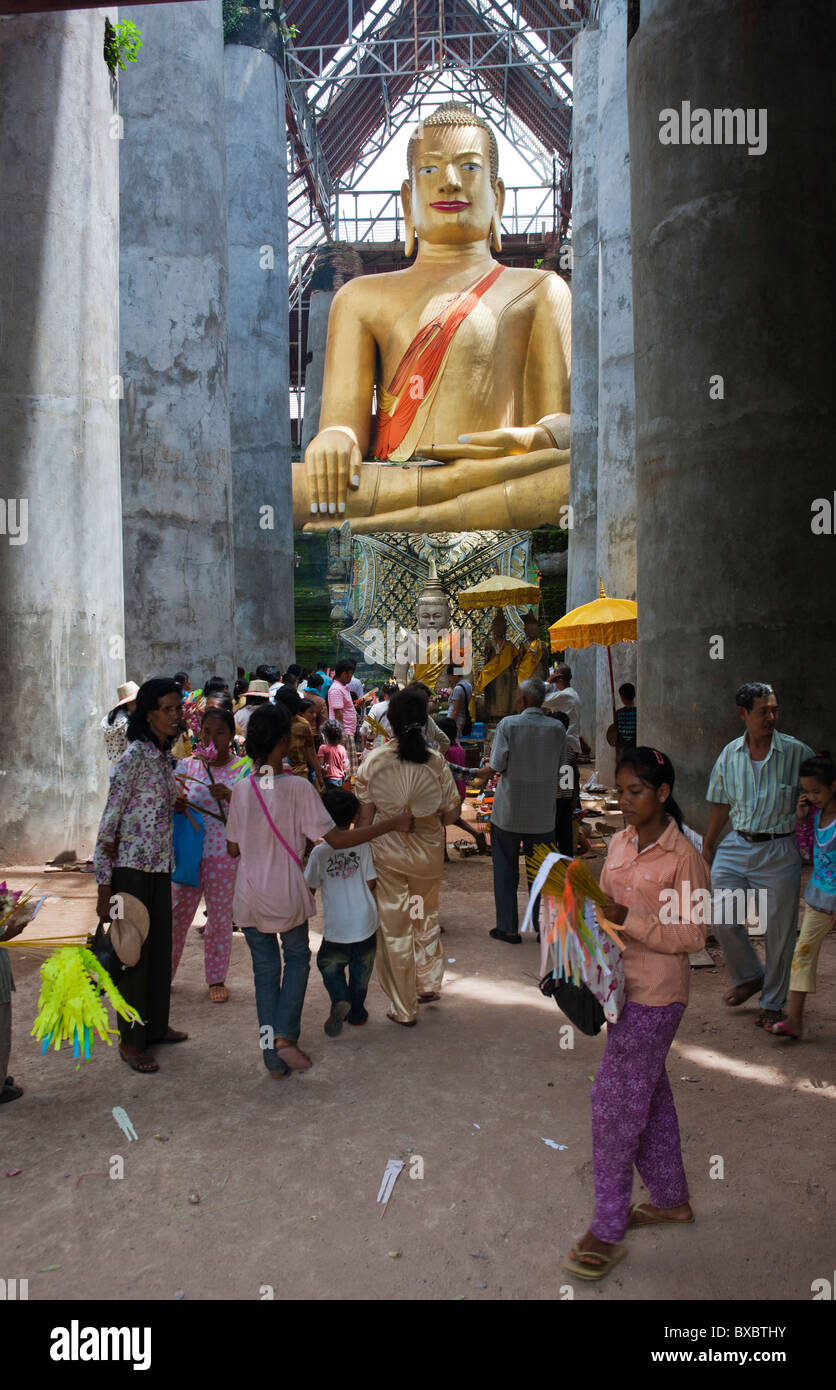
top-left (471, 678), bottom-right (568, 944)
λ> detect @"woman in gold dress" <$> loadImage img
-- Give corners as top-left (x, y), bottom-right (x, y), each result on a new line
top-left (353, 690), bottom-right (461, 1026)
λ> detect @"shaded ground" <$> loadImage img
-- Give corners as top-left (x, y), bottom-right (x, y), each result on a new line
top-left (1, 849), bottom-right (834, 1302)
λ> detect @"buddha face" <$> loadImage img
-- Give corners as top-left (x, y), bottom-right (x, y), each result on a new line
top-left (417, 596), bottom-right (451, 632)
top-left (403, 123), bottom-right (504, 247)
top-left (523, 616), bottom-right (539, 641)
top-left (491, 612), bottom-right (507, 641)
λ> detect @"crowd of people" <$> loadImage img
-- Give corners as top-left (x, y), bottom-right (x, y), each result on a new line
top-left (1, 662), bottom-right (832, 1291)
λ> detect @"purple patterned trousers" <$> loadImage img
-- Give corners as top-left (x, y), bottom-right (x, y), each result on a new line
top-left (590, 1000), bottom-right (689, 1244)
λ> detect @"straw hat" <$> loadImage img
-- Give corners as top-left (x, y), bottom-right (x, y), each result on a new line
top-left (109, 892), bottom-right (150, 968)
top-left (246, 680), bottom-right (271, 699)
top-left (114, 681), bottom-right (140, 708)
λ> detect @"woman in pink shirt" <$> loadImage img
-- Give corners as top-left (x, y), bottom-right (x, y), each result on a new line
top-left (564, 747), bottom-right (709, 1282)
top-left (226, 702), bottom-right (412, 1077)
top-left (318, 721), bottom-right (350, 788)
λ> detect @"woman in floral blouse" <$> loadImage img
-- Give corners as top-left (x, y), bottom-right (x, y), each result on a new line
top-left (94, 678), bottom-right (189, 1073)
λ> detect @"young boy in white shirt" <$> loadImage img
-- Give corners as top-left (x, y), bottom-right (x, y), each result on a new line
top-left (305, 789), bottom-right (379, 1035)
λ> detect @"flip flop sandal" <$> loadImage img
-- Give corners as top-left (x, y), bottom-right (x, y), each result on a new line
top-left (208, 985), bottom-right (229, 1003)
top-left (418, 993), bottom-right (441, 1003)
top-left (768, 1020), bottom-right (801, 1040)
top-left (119, 1049), bottom-right (159, 1073)
top-left (156, 1028), bottom-right (189, 1043)
top-left (562, 1244), bottom-right (626, 1282)
top-left (629, 1202), bottom-right (695, 1228)
top-left (275, 1044), bottom-right (313, 1071)
top-left (754, 1011), bottom-right (785, 1029)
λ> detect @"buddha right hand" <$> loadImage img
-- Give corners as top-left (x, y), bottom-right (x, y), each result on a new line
top-left (303, 427), bottom-right (363, 515)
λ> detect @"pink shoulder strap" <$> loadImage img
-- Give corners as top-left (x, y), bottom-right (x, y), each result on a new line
top-left (250, 775), bottom-right (304, 869)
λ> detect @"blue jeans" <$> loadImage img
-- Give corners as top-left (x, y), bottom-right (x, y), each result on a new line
top-left (243, 923), bottom-right (311, 1073)
top-left (317, 932), bottom-right (377, 1024)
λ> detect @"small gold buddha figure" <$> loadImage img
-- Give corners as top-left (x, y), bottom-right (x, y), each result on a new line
top-left (473, 609), bottom-right (518, 721)
top-left (292, 101), bottom-right (571, 535)
top-left (515, 609), bottom-right (549, 685)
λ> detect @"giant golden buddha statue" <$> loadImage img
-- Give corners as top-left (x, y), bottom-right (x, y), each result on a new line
top-left (292, 102), bottom-right (571, 535)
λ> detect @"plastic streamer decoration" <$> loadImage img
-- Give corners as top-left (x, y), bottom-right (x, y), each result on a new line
top-left (522, 849), bottom-right (626, 1021)
top-left (30, 946), bottom-right (144, 1064)
top-left (364, 715), bottom-right (390, 743)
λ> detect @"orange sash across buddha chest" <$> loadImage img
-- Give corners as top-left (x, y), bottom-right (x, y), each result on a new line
top-left (373, 264), bottom-right (506, 462)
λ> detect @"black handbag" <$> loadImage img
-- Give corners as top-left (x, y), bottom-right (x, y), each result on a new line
top-left (539, 971), bottom-right (605, 1037)
top-left (88, 919), bottom-right (118, 975)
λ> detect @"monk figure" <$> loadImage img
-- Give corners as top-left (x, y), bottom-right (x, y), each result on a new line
top-left (392, 557), bottom-right (471, 691)
top-left (292, 101), bottom-right (570, 535)
top-left (472, 610), bottom-right (518, 722)
top-left (515, 609), bottom-right (549, 685)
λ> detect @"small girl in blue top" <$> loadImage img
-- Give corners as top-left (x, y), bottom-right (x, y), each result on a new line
top-left (769, 753), bottom-right (836, 1039)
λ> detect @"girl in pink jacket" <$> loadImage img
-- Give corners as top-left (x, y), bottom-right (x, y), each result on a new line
top-left (564, 747), bottom-right (709, 1282)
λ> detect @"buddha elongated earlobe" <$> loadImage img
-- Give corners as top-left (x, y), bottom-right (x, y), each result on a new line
top-left (490, 211), bottom-right (502, 253)
top-left (405, 218), bottom-right (416, 258)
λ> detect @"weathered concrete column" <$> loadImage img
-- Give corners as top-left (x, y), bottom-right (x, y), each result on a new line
top-left (119, 1), bottom-right (235, 682)
top-left (0, 10), bottom-right (124, 861)
top-left (629, 0), bottom-right (836, 827)
top-left (565, 22), bottom-right (600, 748)
top-left (225, 13), bottom-right (293, 669)
top-left (595, 0), bottom-right (637, 780)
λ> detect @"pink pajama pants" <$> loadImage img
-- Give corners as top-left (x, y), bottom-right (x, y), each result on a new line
top-left (171, 854), bottom-right (237, 986)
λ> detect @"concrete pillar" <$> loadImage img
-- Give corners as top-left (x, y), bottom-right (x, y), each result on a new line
top-left (119, 1), bottom-right (235, 683)
top-left (0, 10), bottom-right (124, 862)
top-left (225, 13), bottom-right (293, 669)
top-left (595, 0), bottom-right (637, 781)
top-left (565, 23), bottom-right (600, 748)
top-left (629, 0), bottom-right (836, 827)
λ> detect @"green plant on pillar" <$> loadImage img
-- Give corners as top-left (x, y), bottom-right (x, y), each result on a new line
top-left (223, 0), bottom-right (245, 37)
top-left (103, 17), bottom-right (143, 74)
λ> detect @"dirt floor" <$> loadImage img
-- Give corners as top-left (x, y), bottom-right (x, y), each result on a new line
top-left (1, 835), bottom-right (834, 1303)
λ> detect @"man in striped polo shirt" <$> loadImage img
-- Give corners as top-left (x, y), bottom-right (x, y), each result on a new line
top-left (703, 682), bottom-right (815, 1028)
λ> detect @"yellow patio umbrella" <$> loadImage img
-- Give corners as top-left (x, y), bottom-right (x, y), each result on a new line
top-left (548, 581), bottom-right (637, 725)
top-left (457, 573), bottom-right (542, 610)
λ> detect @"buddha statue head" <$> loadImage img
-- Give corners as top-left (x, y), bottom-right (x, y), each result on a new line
top-left (490, 609), bottom-right (507, 644)
top-left (415, 556), bottom-right (451, 634)
top-left (402, 102), bottom-right (505, 258)
top-left (522, 609), bottom-right (540, 642)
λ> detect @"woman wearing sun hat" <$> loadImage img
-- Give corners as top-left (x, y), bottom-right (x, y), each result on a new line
top-left (101, 681), bottom-right (140, 773)
top-left (234, 679), bottom-right (272, 738)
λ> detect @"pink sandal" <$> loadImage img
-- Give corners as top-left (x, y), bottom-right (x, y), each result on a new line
top-left (768, 1020), bottom-right (801, 1040)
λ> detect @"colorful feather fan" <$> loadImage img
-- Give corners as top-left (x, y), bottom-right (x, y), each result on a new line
top-left (524, 847), bottom-right (625, 989)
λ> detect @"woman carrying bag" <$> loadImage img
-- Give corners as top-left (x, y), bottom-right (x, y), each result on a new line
top-left (564, 747), bottom-right (709, 1282)
top-left (93, 678), bottom-right (189, 1074)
